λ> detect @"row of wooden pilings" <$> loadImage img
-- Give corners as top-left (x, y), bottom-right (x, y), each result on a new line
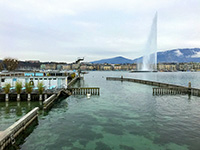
top-left (70, 87), bottom-right (100, 95)
top-left (0, 93), bottom-right (52, 102)
top-left (153, 87), bottom-right (188, 95)
top-left (106, 77), bottom-right (200, 96)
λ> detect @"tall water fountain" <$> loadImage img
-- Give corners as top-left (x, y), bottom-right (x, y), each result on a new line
top-left (141, 13), bottom-right (157, 71)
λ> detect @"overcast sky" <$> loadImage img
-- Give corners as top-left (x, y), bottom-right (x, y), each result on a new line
top-left (0, 0), bottom-right (200, 63)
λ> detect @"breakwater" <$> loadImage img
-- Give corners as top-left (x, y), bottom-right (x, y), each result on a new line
top-left (0, 107), bottom-right (39, 150)
top-left (106, 77), bottom-right (200, 96)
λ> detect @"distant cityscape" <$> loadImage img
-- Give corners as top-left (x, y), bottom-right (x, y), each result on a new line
top-left (40, 62), bottom-right (200, 72)
top-left (2, 60), bottom-right (200, 72)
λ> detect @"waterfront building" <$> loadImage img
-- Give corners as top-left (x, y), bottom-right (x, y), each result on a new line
top-left (40, 63), bottom-right (57, 70)
top-left (80, 65), bottom-right (87, 71)
top-left (0, 72), bottom-right (68, 90)
top-left (87, 65), bottom-right (94, 70)
top-left (72, 63), bottom-right (79, 70)
top-left (157, 63), bottom-right (177, 72)
top-left (62, 64), bottom-right (72, 70)
top-left (102, 64), bottom-right (113, 71)
top-left (121, 64), bottom-right (130, 71)
top-left (114, 64), bottom-right (122, 70)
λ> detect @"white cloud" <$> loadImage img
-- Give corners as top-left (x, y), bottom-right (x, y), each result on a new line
top-left (0, 0), bottom-right (200, 62)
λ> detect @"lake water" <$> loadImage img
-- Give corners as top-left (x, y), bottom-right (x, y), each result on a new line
top-left (1, 72), bottom-right (200, 150)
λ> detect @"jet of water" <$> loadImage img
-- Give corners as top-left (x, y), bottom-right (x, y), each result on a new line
top-left (142, 12), bottom-right (157, 71)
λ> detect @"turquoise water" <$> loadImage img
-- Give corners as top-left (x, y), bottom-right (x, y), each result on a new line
top-left (1, 72), bottom-right (200, 150)
top-left (0, 101), bottom-right (42, 131)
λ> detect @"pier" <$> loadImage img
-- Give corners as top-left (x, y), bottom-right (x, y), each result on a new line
top-left (70, 87), bottom-right (100, 95)
top-left (0, 107), bottom-right (39, 150)
top-left (106, 77), bottom-right (200, 96)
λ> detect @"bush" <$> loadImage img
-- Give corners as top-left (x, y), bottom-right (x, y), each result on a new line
top-left (4, 83), bottom-right (11, 94)
top-left (25, 82), bottom-right (33, 94)
top-left (37, 82), bottom-right (44, 94)
top-left (15, 81), bottom-right (22, 94)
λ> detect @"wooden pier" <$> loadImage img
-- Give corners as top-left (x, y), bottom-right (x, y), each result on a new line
top-left (70, 87), bottom-right (100, 95)
top-left (0, 107), bottom-right (39, 150)
top-left (106, 77), bottom-right (200, 96)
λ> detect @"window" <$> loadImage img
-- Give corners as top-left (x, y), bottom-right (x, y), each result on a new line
top-left (39, 78), bottom-right (42, 80)
top-left (35, 78), bottom-right (38, 80)
top-left (48, 78), bottom-right (52, 80)
top-left (53, 78), bottom-right (56, 80)
top-left (44, 78), bottom-right (47, 80)
top-left (1, 78), bottom-right (5, 82)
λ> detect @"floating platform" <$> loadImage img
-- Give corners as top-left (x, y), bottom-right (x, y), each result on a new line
top-left (130, 70), bottom-right (158, 73)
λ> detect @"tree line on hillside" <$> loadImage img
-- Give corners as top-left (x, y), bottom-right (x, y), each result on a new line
top-left (0, 58), bottom-right (19, 71)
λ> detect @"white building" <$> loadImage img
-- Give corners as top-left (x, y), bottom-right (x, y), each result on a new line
top-left (0, 72), bottom-right (68, 90)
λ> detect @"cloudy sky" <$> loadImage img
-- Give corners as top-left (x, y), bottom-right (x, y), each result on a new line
top-left (0, 0), bottom-right (200, 63)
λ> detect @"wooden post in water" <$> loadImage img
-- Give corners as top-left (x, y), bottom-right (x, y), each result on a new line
top-left (5, 94), bottom-right (9, 102)
top-left (44, 94), bottom-right (48, 100)
top-left (121, 76), bottom-right (123, 81)
top-left (188, 82), bottom-right (191, 95)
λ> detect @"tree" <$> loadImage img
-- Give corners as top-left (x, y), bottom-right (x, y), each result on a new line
top-left (37, 82), bottom-right (44, 94)
top-left (0, 63), bottom-right (3, 71)
top-left (15, 81), bottom-right (22, 101)
top-left (25, 82), bottom-right (33, 94)
top-left (3, 58), bottom-right (19, 71)
top-left (4, 83), bottom-right (11, 94)
top-left (3, 83), bottom-right (11, 101)
top-left (15, 81), bottom-right (22, 94)
top-left (37, 82), bottom-right (44, 101)
top-left (25, 82), bottom-right (33, 101)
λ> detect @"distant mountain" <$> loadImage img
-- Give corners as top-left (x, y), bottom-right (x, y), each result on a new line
top-left (91, 48), bottom-right (200, 64)
top-left (91, 56), bottom-right (133, 64)
top-left (133, 48), bottom-right (200, 63)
